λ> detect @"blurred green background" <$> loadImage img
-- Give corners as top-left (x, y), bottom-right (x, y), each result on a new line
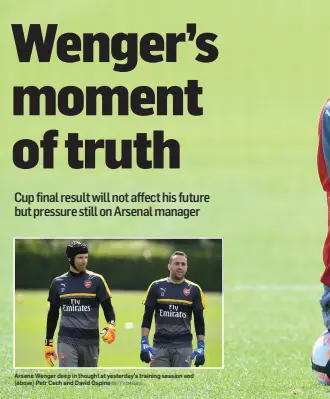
top-left (2, 0), bottom-right (330, 397)
top-left (15, 239), bottom-right (222, 290)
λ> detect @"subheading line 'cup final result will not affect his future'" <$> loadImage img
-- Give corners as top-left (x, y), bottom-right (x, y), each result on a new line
top-left (14, 192), bottom-right (211, 204)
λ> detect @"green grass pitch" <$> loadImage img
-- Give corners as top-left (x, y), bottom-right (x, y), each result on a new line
top-left (15, 290), bottom-right (222, 368)
top-left (12, 288), bottom-right (330, 399)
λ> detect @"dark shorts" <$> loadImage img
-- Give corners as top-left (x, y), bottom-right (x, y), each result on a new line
top-left (58, 342), bottom-right (99, 367)
top-left (150, 346), bottom-right (192, 367)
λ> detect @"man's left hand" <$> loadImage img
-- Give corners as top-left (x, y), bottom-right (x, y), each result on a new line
top-left (101, 323), bottom-right (116, 344)
top-left (192, 340), bottom-right (205, 367)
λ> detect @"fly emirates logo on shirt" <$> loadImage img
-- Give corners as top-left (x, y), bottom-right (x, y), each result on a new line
top-left (62, 298), bottom-right (91, 312)
top-left (160, 304), bottom-right (187, 318)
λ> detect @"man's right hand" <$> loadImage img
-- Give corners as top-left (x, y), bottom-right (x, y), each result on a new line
top-left (140, 337), bottom-right (155, 363)
top-left (44, 339), bottom-right (57, 367)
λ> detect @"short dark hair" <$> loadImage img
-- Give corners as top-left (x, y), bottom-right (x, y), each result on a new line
top-left (169, 251), bottom-right (187, 264)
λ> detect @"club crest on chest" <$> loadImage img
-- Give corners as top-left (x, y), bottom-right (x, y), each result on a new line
top-left (84, 280), bottom-right (92, 289)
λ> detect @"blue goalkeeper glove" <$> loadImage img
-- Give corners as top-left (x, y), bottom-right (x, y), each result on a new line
top-left (192, 340), bottom-right (205, 367)
top-left (140, 337), bottom-right (155, 363)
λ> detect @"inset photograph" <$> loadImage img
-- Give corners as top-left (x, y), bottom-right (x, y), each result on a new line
top-left (14, 238), bottom-right (223, 368)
